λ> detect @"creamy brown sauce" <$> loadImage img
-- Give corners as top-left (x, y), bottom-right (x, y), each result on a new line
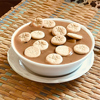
top-left (14, 21), bottom-right (92, 64)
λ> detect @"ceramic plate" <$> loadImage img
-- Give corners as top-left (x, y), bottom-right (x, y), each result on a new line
top-left (7, 47), bottom-right (94, 83)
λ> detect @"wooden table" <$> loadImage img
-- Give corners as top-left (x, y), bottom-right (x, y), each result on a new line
top-left (0, 0), bottom-right (21, 17)
top-left (0, 0), bottom-right (100, 100)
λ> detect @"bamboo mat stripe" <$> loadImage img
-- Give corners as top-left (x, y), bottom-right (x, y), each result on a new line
top-left (0, 0), bottom-right (100, 100)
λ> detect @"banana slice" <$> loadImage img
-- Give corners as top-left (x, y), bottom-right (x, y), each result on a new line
top-left (31, 31), bottom-right (45, 39)
top-left (55, 45), bottom-right (73, 56)
top-left (33, 40), bottom-right (49, 50)
top-left (52, 26), bottom-right (67, 36)
top-left (43, 20), bottom-right (56, 28)
top-left (24, 46), bottom-right (41, 58)
top-left (67, 22), bottom-right (81, 32)
top-left (31, 18), bottom-right (43, 27)
top-left (51, 35), bottom-right (66, 45)
top-left (74, 44), bottom-right (89, 54)
top-left (46, 53), bottom-right (63, 64)
top-left (19, 32), bottom-right (31, 43)
top-left (67, 33), bottom-right (83, 39)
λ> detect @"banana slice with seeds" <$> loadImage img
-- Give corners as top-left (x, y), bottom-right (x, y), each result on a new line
top-left (33, 40), bottom-right (49, 50)
top-left (67, 22), bottom-right (81, 33)
top-left (55, 45), bottom-right (73, 56)
top-left (31, 31), bottom-right (45, 39)
top-left (46, 53), bottom-right (63, 64)
top-left (51, 35), bottom-right (66, 45)
top-left (31, 18), bottom-right (43, 27)
top-left (43, 20), bottom-right (56, 28)
top-left (19, 32), bottom-right (31, 43)
top-left (24, 46), bottom-right (41, 58)
top-left (52, 26), bottom-right (67, 36)
top-left (74, 44), bottom-right (89, 54)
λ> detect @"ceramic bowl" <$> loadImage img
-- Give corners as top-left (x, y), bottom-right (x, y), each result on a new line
top-left (11, 18), bottom-right (95, 76)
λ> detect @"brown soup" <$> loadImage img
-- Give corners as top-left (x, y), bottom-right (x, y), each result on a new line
top-left (14, 20), bottom-right (92, 64)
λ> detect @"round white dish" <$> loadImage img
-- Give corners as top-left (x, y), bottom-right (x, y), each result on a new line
top-left (7, 47), bottom-right (94, 83)
top-left (11, 18), bottom-right (95, 76)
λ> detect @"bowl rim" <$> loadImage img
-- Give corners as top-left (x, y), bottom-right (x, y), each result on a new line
top-left (11, 18), bottom-right (95, 67)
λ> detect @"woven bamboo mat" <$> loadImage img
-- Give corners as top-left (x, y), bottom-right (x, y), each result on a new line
top-left (0, 0), bottom-right (100, 100)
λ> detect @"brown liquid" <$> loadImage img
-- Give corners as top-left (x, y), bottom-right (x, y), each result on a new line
top-left (14, 21), bottom-right (92, 64)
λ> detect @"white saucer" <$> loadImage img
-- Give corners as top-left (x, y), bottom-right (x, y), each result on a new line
top-left (7, 47), bottom-right (94, 83)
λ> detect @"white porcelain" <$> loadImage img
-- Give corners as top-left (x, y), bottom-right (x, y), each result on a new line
top-left (7, 47), bottom-right (94, 83)
top-left (11, 18), bottom-right (95, 76)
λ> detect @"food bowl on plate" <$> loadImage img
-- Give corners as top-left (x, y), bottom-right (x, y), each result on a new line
top-left (11, 18), bottom-right (95, 76)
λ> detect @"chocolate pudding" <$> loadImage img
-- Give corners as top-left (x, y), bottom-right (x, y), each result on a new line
top-left (14, 20), bottom-right (92, 64)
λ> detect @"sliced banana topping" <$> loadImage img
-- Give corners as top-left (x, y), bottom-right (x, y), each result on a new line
top-left (19, 32), bottom-right (31, 43)
top-left (55, 45), bottom-right (73, 56)
top-left (51, 35), bottom-right (66, 45)
top-left (33, 40), bottom-right (49, 50)
top-left (24, 46), bottom-right (41, 58)
top-left (31, 18), bottom-right (43, 27)
top-left (31, 31), bottom-right (45, 39)
top-left (67, 33), bottom-right (83, 39)
top-left (67, 22), bottom-right (81, 32)
top-left (46, 53), bottom-right (63, 64)
top-left (52, 26), bottom-right (67, 36)
top-left (43, 20), bottom-right (56, 28)
top-left (74, 44), bottom-right (89, 54)
top-left (17, 18), bottom-right (91, 65)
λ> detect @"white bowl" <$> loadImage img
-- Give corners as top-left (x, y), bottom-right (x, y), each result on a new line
top-left (11, 18), bottom-right (95, 76)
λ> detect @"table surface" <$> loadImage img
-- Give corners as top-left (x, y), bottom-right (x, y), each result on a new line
top-left (0, 0), bottom-right (21, 17)
top-left (0, 0), bottom-right (100, 100)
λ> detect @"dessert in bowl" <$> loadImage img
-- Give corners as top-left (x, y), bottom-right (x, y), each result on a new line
top-left (11, 18), bottom-right (95, 76)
